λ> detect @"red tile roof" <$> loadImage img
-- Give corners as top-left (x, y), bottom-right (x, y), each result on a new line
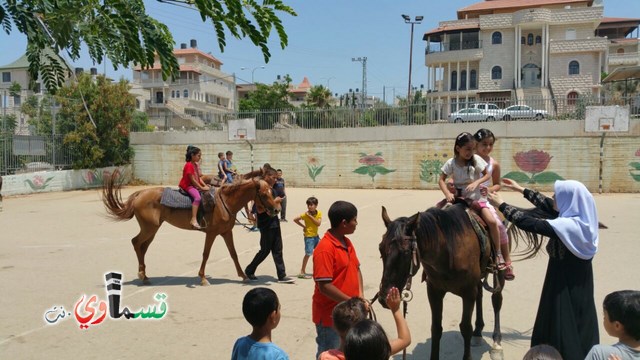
top-left (425, 22), bottom-right (480, 37)
top-left (600, 17), bottom-right (640, 24)
top-left (458, 0), bottom-right (592, 18)
top-left (173, 48), bottom-right (223, 65)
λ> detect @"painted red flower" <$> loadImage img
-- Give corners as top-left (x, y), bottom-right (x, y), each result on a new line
top-left (513, 150), bottom-right (553, 173)
top-left (359, 155), bottom-right (385, 166)
top-left (635, 148), bottom-right (640, 157)
top-left (33, 175), bottom-right (44, 187)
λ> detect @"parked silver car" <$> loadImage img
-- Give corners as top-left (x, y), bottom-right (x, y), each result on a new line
top-left (448, 108), bottom-right (490, 123)
top-left (502, 105), bottom-right (548, 120)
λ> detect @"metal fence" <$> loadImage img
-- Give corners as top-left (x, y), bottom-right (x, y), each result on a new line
top-left (216, 94), bottom-right (639, 130)
top-left (0, 133), bottom-right (74, 175)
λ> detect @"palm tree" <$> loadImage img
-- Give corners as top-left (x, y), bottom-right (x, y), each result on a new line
top-left (305, 85), bottom-right (332, 108)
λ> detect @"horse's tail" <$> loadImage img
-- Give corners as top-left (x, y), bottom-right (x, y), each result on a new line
top-left (102, 171), bottom-right (136, 221)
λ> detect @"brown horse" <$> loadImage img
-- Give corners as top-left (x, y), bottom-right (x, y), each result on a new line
top-left (101, 169), bottom-right (280, 286)
top-left (377, 205), bottom-right (525, 360)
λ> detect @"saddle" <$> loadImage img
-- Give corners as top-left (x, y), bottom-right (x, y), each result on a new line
top-left (160, 187), bottom-right (216, 212)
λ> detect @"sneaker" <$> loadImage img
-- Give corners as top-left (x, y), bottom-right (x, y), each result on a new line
top-left (297, 273), bottom-right (312, 279)
top-left (246, 274), bottom-right (258, 281)
top-left (280, 219), bottom-right (287, 222)
top-left (277, 276), bottom-right (295, 284)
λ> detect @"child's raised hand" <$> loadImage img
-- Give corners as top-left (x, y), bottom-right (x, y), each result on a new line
top-left (465, 182), bottom-right (478, 193)
top-left (386, 287), bottom-right (402, 313)
top-left (501, 178), bottom-right (524, 193)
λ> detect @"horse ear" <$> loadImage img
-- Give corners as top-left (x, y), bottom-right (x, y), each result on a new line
top-left (382, 206), bottom-right (391, 227)
top-left (407, 212), bottom-right (420, 231)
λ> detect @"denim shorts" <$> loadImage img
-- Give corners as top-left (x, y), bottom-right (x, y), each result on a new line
top-left (304, 236), bottom-right (320, 256)
top-left (315, 323), bottom-right (340, 359)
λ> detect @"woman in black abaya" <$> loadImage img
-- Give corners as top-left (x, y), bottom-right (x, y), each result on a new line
top-left (488, 179), bottom-right (599, 360)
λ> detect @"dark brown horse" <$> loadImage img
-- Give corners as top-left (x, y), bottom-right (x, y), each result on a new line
top-left (102, 169), bottom-right (280, 286)
top-left (377, 205), bottom-right (524, 360)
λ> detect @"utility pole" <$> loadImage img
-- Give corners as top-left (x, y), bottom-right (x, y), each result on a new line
top-left (352, 57), bottom-right (367, 108)
top-left (402, 15), bottom-right (423, 104)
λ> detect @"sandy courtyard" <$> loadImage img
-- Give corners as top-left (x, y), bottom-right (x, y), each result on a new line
top-left (0, 186), bottom-right (638, 359)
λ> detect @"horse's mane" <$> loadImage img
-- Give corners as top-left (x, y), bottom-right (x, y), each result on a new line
top-left (506, 206), bottom-right (549, 260)
top-left (415, 204), bottom-right (469, 268)
top-left (241, 169), bottom-right (263, 180)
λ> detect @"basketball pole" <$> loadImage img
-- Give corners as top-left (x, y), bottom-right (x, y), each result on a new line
top-left (246, 140), bottom-right (254, 171)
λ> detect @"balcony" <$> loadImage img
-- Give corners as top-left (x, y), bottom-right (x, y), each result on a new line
top-left (608, 52), bottom-right (640, 66)
top-left (426, 41), bottom-right (484, 65)
top-left (549, 38), bottom-right (609, 54)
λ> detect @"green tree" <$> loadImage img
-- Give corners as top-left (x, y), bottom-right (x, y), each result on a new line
top-left (21, 95), bottom-right (55, 135)
top-left (131, 110), bottom-right (152, 132)
top-left (55, 73), bottom-right (135, 168)
top-left (1, 114), bottom-right (17, 133)
top-left (304, 85), bottom-right (332, 109)
top-left (0, 0), bottom-right (296, 92)
top-left (239, 76), bottom-right (294, 128)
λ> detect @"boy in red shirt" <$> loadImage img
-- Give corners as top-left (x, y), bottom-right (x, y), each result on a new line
top-left (312, 201), bottom-right (363, 359)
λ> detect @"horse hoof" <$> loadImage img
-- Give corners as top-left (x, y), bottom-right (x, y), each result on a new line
top-left (471, 336), bottom-right (483, 346)
top-left (142, 278), bottom-right (151, 285)
top-left (489, 347), bottom-right (504, 360)
top-left (200, 278), bottom-right (210, 286)
top-left (138, 272), bottom-right (145, 281)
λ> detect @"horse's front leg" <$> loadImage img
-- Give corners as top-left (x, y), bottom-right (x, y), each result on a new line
top-left (426, 282), bottom-right (445, 360)
top-left (460, 292), bottom-right (476, 360)
top-left (472, 282), bottom-right (485, 346)
top-left (221, 230), bottom-right (247, 281)
top-left (197, 232), bottom-right (217, 286)
top-left (490, 275), bottom-right (505, 356)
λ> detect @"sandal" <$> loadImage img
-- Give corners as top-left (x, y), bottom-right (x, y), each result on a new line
top-left (496, 254), bottom-right (507, 271)
top-left (191, 222), bottom-right (203, 230)
top-left (504, 262), bottom-right (515, 281)
top-left (297, 273), bottom-right (311, 279)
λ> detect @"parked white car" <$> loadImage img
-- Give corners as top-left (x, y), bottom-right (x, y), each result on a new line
top-left (448, 108), bottom-right (490, 123)
top-left (470, 103), bottom-right (504, 121)
top-left (502, 105), bottom-right (548, 120)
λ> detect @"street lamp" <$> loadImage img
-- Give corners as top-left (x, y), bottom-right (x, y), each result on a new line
top-left (402, 14), bottom-right (423, 103)
top-left (240, 66), bottom-right (265, 83)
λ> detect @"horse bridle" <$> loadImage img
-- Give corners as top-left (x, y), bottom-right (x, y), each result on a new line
top-left (217, 179), bottom-right (274, 219)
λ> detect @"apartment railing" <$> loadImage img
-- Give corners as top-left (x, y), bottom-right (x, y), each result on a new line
top-left (0, 133), bottom-right (74, 175)
top-left (426, 40), bottom-right (483, 53)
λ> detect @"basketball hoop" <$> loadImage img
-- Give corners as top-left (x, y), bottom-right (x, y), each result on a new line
top-left (600, 124), bottom-right (611, 131)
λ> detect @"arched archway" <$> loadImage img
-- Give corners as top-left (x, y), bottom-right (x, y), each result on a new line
top-left (522, 63), bottom-right (541, 88)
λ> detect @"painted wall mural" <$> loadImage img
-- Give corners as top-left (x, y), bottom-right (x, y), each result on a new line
top-left (306, 156), bottom-right (325, 182)
top-left (420, 152), bottom-right (449, 184)
top-left (503, 149), bottom-right (564, 184)
top-left (82, 169), bottom-right (113, 187)
top-left (24, 174), bottom-right (54, 191)
top-left (354, 152), bottom-right (395, 182)
top-left (630, 148), bottom-right (640, 182)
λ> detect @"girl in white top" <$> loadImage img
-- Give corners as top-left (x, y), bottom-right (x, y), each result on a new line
top-left (474, 128), bottom-right (514, 280)
top-left (439, 132), bottom-right (506, 270)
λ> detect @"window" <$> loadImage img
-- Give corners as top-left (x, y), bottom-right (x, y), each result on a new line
top-left (460, 70), bottom-right (467, 90)
top-left (470, 70), bottom-right (477, 89)
top-left (183, 89), bottom-right (189, 98)
top-left (568, 61), bottom-right (580, 75)
top-left (491, 66), bottom-right (502, 80)
top-left (492, 32), bottom-right (502, 45)
top-left (535, 35), bottom-right (541, 44)
top-left (176, 90), bottom-right (180, 98)
top-left (13, 95), bottom-right (21, 106)
top-left (450, 71), bottom-right (457, 91)
top-left (527, 33), bottom-right (534, 46)
top-left (2, 72), bottom-right (10, 82)
top-left (566, 29), bottom-right (576, 40)
top-left (617, 48), bottom-right (625, 54)
top-left (567, 91), bottom-right (579, 105)
top-left (171, 90), bottom-right (175, 98)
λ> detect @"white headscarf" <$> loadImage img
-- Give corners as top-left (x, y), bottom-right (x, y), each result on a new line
top-left (547, 180), bottom-right (599, 260)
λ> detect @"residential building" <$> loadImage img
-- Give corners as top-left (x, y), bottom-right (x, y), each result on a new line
top-left (288, 77), bottom-right (313, 107)
top-left (132, 39), bottom-right (236, 129)
top-left (423, 0), bottom-right (640, 117)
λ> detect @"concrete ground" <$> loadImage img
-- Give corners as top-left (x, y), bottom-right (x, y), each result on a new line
top-left (0, 186), bottom-right (638, 359)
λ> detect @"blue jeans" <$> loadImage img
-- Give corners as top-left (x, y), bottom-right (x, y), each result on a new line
top-left (316, 323), bottom-right (340, 359)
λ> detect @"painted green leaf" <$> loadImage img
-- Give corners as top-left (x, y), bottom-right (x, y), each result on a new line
top-left (307, 165), bottom-right (315, 180)
top-left (629, 162), bottom-right (640, 171)
top-left (372, 165), bottom-right (396, 175)
top-left (353, 166), bottom-right (370, 175)
top-left (358, 152), bottom-right (368, 157)
top-left (630, 172), bottom-right (640, 182)
top-left (503, 171), bottom-right (531, 183)
top-left (24, 179), bottom-right (36, 190)
top-left (374, 152), bottom-right (383, 156)
top-left (533, 172), bottom-right (565, 183)
top-left (314, 165), bottom-right (325, 177)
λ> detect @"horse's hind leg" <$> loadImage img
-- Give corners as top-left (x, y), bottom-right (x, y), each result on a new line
top-left (472, 282), bottom-right (485, 346)
top-left (220, 230), bottom-right (247, 281)
top-left (132, 224), bottom-right (160, 285)
top-left (460, 293), bottom-right (476, 360)
top-left (426, 283), bottom-right (445, 360)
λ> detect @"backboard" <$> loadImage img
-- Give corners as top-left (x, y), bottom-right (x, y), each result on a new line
top-left (585, 105), bottom-right (629, 132)
top-left (227, 118), bottom-right (256, 141)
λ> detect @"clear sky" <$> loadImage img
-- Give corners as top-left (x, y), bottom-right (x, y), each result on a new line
top-left (1, 0), bottom-right (638, 103)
